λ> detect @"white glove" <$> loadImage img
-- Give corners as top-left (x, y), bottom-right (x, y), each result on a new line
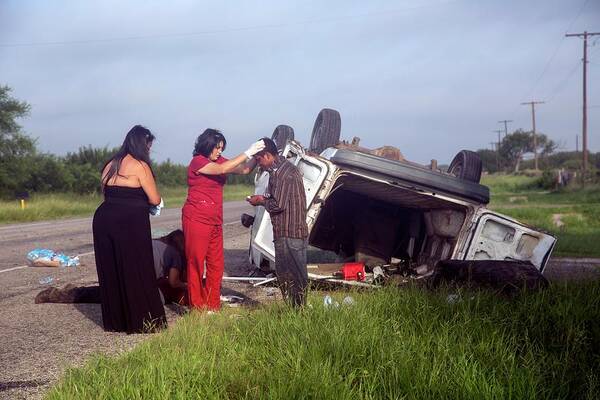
top-left (150, 198), bottom-right (164, 216)
top-left (244, 140), bottom-right (266, 159)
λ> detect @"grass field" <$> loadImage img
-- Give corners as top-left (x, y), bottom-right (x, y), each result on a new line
top-left (0, 185), bottom-right (253, 225)
top-left (482, 175), bottom-right (600, 258)
top-left (47, 283), bottom-right (600, 400)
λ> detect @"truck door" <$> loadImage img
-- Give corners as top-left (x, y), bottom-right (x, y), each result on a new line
top-left (464, 211), bottom-right (556, 272)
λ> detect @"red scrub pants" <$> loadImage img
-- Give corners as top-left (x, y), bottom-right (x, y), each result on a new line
top-left (182, 217), bottom-right (224, 310)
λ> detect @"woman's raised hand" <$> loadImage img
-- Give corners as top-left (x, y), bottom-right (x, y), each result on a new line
top-left (244, 140), bottom-right (266, 158)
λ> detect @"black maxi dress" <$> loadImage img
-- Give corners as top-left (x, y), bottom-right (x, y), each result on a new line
top-left (92, 186), bottom-right (166, 333)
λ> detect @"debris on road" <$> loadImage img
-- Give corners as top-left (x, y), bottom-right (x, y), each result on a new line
top-left (27, 248), bottom-right (80, 268)
top-left (38, 276), bottom-right (55, 285)
top-left (220, 295), bottom-right (244, 303)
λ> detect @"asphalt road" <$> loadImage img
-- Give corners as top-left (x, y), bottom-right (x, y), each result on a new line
top-left (0, 201), bottom-right (270, 400)
top-left (0, 202), bottom-right (253, 273)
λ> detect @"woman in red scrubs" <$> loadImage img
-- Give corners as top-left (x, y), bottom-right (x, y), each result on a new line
top-left (182, 129), bottom-right (264, 311)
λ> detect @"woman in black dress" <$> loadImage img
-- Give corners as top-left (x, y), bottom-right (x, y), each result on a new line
top-left (92, 125), bottom-right (166, 333)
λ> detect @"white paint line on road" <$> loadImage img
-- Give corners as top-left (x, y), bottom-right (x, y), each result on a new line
top-left (0, 265), bottom-right (28, 273)
top-left (0, 216), bottom-right (91, 231)
top-left (0, 250), bottom-right (96, 274)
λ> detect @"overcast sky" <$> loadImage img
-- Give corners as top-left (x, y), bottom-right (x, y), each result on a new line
top-left (1, 0), bottom-right (599, 165)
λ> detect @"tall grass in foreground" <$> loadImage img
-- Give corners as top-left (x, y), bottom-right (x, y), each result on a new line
top-left (0, 185), bottom-right (253, 224)
top-left (48, 283), bottom-right (600, 400)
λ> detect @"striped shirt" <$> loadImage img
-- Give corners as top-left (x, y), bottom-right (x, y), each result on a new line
top-left (264, 155), bottom-right (308, 239)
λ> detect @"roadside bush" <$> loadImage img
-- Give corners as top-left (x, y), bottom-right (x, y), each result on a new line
top-left (562, 159), bottom-right (581, 170)
top-left (516, 168), bottom-right (543, 178)
top-left (24, 154), bottom-right (74, 193)
top-left (155, 160), bottom-right (186, 187)
top-left (0, 156), bottom-right (32, 198)
top-left (0, 139), bottom-right (256, 198)
top-left (65, 163), bottom-right (101, 194)
top-left (65, 145), bottom-right (117, 171)
top-left (534, 170), bottom-right (557, 190)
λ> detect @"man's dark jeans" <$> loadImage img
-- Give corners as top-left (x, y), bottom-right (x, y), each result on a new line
top-left (274, 237), bottom-right (308, 307)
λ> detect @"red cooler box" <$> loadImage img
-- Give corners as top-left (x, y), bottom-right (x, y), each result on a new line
top-left (339, 262), bottom-right (365, 281)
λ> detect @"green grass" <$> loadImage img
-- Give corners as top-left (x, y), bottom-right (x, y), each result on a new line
top-left (0, 185), bottom-right (253, 224)
top-left (47, 283), bottom-right (600, 400)
top-left (481, 174), bottom-right (539, 194)
top-left (482, 175), bottom-right (600, 207)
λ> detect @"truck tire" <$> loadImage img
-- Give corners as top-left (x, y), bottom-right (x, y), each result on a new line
top-left (309, 108), bottom-right (341, 154)
top-left (271, 125), bottom-right (294, 151)
top-left (448, 150), bottom-right (482, 183)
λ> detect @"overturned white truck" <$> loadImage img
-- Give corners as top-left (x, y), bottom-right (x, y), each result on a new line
top-left (243, 109), bottom-right (556, 283)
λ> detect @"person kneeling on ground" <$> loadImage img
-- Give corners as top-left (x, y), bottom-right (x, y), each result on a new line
top-left (247, 138), bottom-right (309, 308)
top-left (35, 230), bottom-right (188, 305)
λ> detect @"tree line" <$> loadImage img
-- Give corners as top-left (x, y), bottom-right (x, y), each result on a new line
top-left (476, 129), bottom-right (599, 175)
top-left (0, 85), bottom-right (252, 199)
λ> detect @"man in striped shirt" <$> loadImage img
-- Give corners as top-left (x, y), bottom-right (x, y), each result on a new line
top-left (247, 138), bottom-right (309, 307)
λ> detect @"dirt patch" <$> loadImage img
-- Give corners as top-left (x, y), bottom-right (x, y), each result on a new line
top-left (551, 213), bottom-right (583, 229)
top-left (508, 196), bottom-right (528, 203)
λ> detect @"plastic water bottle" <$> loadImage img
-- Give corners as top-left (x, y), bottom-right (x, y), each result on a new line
top-left (39, 276), bottom-right (54, 285)
top-left (342, 296), bottom-right (355, 306)
top-left (446, 294), bottom-right (461, 304)
top-left (323, 295), bottom-right (339, 309)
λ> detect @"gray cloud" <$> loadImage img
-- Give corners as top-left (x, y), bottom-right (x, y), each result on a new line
top-left (1, 0), bottom-right (598, 165)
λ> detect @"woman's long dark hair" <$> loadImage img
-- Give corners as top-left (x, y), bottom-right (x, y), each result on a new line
top-left (158, 229), bottom-right (186, 269)
top-left (102, 125), bottom-right (155, 188)
top-left (193, 128), bottom-right (227, 157)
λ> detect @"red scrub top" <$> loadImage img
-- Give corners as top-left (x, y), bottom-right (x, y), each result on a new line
top-left (182, 155), bottom-right (228, 225)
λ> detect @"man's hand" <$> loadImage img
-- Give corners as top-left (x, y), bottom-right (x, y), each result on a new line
top-left (246, 195), bottom-right (265, 206)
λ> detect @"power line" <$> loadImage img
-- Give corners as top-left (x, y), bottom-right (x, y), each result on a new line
top-left (518, 0), bottom-right (589, 103)
top-left (505, 0), bottom-right (589, 122)
top-left (546, 59), bottom-right (583, 102)
top-left (0, 1), bottom-right (461, 48)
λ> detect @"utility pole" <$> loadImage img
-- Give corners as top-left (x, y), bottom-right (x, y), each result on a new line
top-left (566, 31), bottom-right (600, 176)
top-left (576, 134), bottom-right (579, 153)
top-left (521, 100), bottom-right (544, 170)
top-left (493, 129), bottom-right (503, 172)
top-left (498, 120), bottom-right (513, 138)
